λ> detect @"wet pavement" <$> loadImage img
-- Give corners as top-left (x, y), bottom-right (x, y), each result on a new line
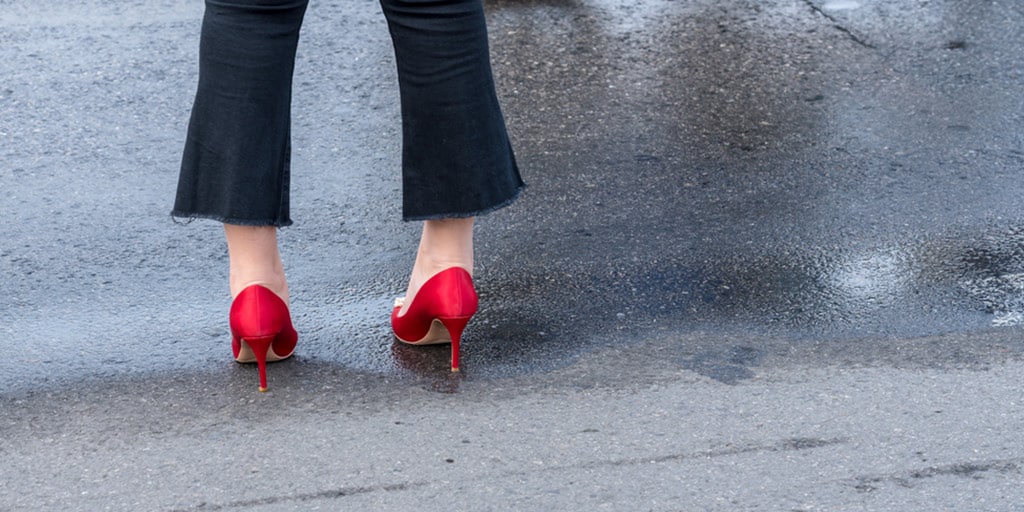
top-left (2, 0), bottom-right (1024, 510)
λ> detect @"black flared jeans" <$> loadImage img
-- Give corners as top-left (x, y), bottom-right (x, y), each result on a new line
top-left (172, 0), bottom-right (524, 225)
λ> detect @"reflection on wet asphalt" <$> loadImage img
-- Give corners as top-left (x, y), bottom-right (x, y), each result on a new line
top-left (0, 0), bottom-right (1022, 390)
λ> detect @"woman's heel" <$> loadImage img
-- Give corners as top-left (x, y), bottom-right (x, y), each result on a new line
top-left (392, 267), bottom-right (478, 371)
top-left (230, 285), bottom-right (297, 392)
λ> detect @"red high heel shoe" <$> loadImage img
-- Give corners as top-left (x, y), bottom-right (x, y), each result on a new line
top-left (391, 267), bottom-right (478, 372)
top-left (229, 284), bottom-right (297, 392)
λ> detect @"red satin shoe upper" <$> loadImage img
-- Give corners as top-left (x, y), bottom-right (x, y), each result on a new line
top-left (229, 284), bottom-right (298, 361)
top-left (391, 267), bottom-right (478, 343)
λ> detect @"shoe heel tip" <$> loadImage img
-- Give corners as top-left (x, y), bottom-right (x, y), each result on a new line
top-left (259, 386), bottom-right (269, 392)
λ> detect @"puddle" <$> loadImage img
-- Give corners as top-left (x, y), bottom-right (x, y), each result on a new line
top-left (958, 228), bottom-right (1024, 327)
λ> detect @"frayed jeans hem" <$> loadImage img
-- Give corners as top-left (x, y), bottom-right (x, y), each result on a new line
top-left (170, 211), bottom-right (294, 228)
top-left (402, 184), bottom-right (526, 222)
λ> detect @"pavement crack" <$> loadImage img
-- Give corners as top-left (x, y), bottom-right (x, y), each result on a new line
top-left (173, 482), bottom-right (429, 511)
top-left (582, 436), bottom-right (848, 469)
top-left (800, 0), bottom-right (877, 49)
top-left (849, 458), bottom-right (1023, 492)
top-left (169, 437), bottom-right (847, 510)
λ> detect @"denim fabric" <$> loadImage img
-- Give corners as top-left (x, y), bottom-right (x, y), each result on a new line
top-left (172, 0), bottom-right (524, 226)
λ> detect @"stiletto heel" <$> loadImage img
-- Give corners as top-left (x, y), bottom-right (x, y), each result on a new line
top-left (391, 267), bottom-right (477, 372)
top-left (230, 285), bottom-right (297, 392)
top-left (439, 316), bottom-right (471, 372)
top-left (235, 335), bottom-right (274, 391)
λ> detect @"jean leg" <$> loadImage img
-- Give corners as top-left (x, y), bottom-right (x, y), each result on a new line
top-left (173, 0), bottom-right (309, 226)
top-left (380, 0), bottom-right (524, 220)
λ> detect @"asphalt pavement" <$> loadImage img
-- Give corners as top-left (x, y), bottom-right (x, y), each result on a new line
top-left (2, 0), bottom-right (1023, 510)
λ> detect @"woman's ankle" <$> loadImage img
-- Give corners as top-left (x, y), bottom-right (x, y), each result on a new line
top-left (418, 217), bottom-right (474, 264)
top-left (413, 217), bottom-right (474, 273)
top-left (402, 218), bottom-right (475, 310)
top-left (229, 271), bottom-right (289, 301)
top-left (224, 224), bottom-right (290, 302)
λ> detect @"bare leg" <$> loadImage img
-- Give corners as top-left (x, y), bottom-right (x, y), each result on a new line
top-left (400, 218), bottom-right (474, 314)
top-left (224, 224), bottom-right (289, 305)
